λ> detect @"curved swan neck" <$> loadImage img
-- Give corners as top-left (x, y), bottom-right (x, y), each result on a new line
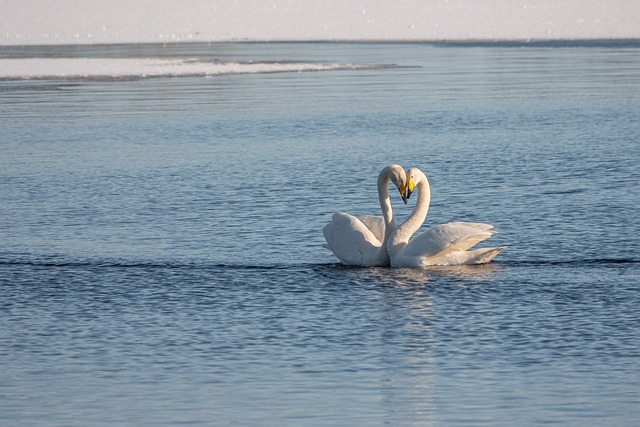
top-left (377, 167), bottom-right (395, 232)
top-left (389, 170), bottom-right (430, 256)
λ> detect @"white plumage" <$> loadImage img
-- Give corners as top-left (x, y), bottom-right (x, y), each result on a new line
top-left (323, 165), bottom-right (407, 266)
top-left (389, 167), bottom-right (505, 267)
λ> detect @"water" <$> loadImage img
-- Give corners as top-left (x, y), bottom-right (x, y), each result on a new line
top-left (1, 41), bottom-right (640, 426)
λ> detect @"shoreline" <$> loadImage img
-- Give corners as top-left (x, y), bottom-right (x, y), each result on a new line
top-left (4, 0), bottom-right (639, 47)
top-left (2, 38), bottom-right (640, 49)
top-left (2, 38), bottom-right (638, 81)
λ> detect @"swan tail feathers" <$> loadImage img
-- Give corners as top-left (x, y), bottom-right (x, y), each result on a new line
top-left (464, 246), bottom-right (507, 264)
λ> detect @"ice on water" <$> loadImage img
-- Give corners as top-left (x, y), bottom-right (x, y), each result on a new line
top-left (0, 57), bottom-right (383, 80)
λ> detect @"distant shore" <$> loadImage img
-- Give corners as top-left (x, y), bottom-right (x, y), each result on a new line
top-left (2, 0), bottom-right (639, 46)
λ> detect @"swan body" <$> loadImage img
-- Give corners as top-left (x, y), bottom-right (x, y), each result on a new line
top-left (323, 165), bottom-right (407, 266)
top-left (388, 167), bottom-right (505, 267)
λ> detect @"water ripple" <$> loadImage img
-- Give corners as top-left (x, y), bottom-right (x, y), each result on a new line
top-left (2, 41), bottom-right (640, 427)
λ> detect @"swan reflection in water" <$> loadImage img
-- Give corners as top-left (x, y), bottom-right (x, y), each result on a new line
top-left (319, 262), bottom-right (501, 287)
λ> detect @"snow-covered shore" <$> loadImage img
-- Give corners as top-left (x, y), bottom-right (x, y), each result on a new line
top-left (1, 0), bottom-right (639, 46)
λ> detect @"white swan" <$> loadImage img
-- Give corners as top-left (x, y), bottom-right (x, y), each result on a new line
top-left (388, 167), bottom-right (505, 267)
top-left (323, 165), bottom-right (408, 266)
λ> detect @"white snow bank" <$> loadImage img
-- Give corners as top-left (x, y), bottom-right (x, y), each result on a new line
top-left (0, 58), bottom-right (383, 80)
top-left (1, 0), bottom-right (639, 46)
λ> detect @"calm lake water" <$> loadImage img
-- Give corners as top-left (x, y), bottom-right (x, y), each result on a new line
top-left (1, 41), bottom-right (640, 426)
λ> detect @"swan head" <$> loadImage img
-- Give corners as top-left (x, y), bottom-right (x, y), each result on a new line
top-left (385, 164), bottom-right (408, 204)
top-left (405, 167), bottom-right (421, 200)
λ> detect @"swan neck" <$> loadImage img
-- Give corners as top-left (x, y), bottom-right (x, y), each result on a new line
top-left (377, 170), bottom-right (394, 232)
top-left (389, 176), bottom-right (430, 256)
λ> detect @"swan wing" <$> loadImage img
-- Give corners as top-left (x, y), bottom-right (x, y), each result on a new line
top-left (354, 215), bottom-right (386, 243)
top-left (402, 222), bottom-right (497, 260)
top-left (323, 212), bottom-right (387, 266)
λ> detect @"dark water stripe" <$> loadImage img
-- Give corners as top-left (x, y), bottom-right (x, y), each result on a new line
top-left (0, 258), bottom-right (638, 271)
top-left (0, 259), bottom-right (301, 271)
top-left (500, 258), bottom-right (640, 266)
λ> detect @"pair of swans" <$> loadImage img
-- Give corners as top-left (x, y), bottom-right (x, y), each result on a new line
top-left (323, 165), bottom-right (505, 267)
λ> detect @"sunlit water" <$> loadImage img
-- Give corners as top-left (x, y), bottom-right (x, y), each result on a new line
top-left (1, 41), bottom-right (639, 426)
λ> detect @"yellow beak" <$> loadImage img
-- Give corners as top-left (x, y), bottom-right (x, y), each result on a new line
top-left (399, 183), bottom-right (408, 204)
top-left (406, 178), bottom-right (415, 199)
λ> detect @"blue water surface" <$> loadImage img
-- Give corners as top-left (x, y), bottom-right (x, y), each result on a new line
top-left (1, 41), bottom-right (639, 426)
